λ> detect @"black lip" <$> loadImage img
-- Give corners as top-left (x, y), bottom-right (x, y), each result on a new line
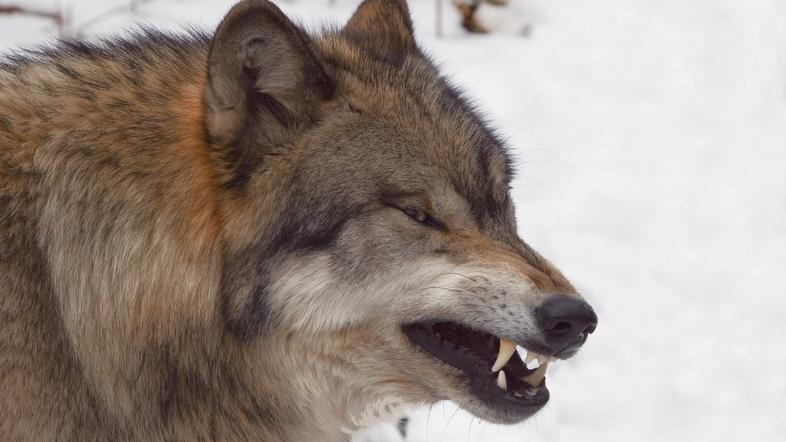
top-left (402, 321), bottom-right (549, 418)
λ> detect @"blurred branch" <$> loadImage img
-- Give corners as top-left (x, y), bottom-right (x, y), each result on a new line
top-left (74, 0), bottom-right (155, 38)
top-left (0, 4), bottom-right (66, 36)
top-left (436, 0), bottom-right (443, 37)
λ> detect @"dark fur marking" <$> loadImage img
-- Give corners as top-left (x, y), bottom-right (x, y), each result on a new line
top-left (221, 185), bottom-right (354, 339)
top-left (221, 263), bottom-right (277, 341)
top-left (221, 190), bottom-right (353, 339)
top-left (160, 357), bottom-right (178, 421)
top-left (224, 239), bottom-right (347, 342)
top-left (270, 213), bottom-right (348, 253)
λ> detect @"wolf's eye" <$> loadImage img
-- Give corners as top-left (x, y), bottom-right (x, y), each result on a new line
top-left (400, 207), bottom-right (445, 230)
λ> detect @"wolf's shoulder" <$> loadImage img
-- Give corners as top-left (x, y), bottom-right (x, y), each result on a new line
top-left (0, 29), bottom-right (211, 156)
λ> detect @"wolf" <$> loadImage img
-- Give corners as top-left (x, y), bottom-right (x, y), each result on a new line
top-left (0, 0), bottom-right (597, 440)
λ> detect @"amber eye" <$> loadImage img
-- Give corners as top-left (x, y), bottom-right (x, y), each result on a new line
top-left (400, 207), bottom-right (445, 230)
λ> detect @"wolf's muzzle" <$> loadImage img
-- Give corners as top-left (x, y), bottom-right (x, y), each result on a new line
top-left (536, 295), bottom-right (598, 358)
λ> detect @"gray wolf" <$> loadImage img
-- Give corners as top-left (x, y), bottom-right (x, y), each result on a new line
top-left (0, 0), bottom-right (597, 440)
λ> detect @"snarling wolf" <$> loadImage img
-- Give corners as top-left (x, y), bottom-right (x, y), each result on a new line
top-left (0, 0), bottom-right (597, 440)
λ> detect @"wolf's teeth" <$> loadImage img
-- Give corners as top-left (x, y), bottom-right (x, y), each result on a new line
top-left (524, 352), bottom-right (542, 370)
top-left (496, 370), bottom-right (508, 390)
top-left (516, 345), bottom-right (528, 361)
top-left (491, 338), bottom-right (517, 372)
top-left (522, 362), bottom-right (548, 386)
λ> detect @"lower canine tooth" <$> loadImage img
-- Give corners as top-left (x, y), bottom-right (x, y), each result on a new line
top-left (525, 352), bottom-right (542, 370)
top-left (522, 362), bottom-right (548, 386)
top-left (496, 370), bottom-right (508, 390)
top-left (516, 345), bottom-right (528, 361)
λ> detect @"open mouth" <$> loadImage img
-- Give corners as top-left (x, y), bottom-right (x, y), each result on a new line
top-left (403, 321), bottom-right (551, 419)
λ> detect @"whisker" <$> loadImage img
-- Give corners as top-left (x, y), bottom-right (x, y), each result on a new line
top-left (426, 403), bottom-right (434, 442)
top-left (422, 286), bottom-right (461, 292)
top-left (428, 272), bottom-right (483, 287)
top-left (440, 404), bottom-right (461, 442)
top-left (443, 272), bottom-right (478, 283)
top-left (477, 421), bottom-right (487, 442)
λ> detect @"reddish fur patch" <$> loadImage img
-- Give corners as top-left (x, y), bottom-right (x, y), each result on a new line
top-left (168, 73), bottom-right (222, 255)
top-left (448, 230), bottom-right (572, 294)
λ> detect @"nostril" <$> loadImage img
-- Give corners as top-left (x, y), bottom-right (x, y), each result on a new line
top-left (583, 324), bottom-right (597, 335)
top-left (550, 321), bottom-right (572, 335)
top-left (536, 294), bottom-right (598, 351)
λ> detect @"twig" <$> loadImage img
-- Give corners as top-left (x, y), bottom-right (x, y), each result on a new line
top-left (0, 5), bottom-right (65, 36)
top-left (74, 0), bottom-right (155, 38)
top-left (436, 0), bottom-right (443, 37)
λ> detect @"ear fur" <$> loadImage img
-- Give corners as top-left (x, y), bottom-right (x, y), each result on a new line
top-left (204, 0), bottom-right (333, 188)
top-left (342, 0), bottom-right (416, 61)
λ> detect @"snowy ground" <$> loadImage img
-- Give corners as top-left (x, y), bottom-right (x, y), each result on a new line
top-left (2, 1), bottom-right (785, 441)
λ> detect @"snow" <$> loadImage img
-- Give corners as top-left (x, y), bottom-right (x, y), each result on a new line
top-left (3, 0), bottom-right (785, 441)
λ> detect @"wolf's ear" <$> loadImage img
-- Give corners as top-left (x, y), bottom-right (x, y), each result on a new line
top-left (342, 0), bottom-right (416, 59)
top-left (204, 0), bottom-right (333, 182)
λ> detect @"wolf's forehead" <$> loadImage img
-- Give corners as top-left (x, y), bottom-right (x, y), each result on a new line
top-left (371, 104), bottom-right (513, 227)
top-left (387, 71), bottom-right (514, 214)
top-left (334, 61), bottom-right (511, 174)
top-left (316, 37), bottom-right (514, 220)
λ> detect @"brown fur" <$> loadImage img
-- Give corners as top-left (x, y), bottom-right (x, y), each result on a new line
top-left (0, 0), bottom-right (585, 440)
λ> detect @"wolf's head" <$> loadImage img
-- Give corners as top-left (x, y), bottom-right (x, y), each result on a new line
top-left (205, 0), bottom-right (597, 427)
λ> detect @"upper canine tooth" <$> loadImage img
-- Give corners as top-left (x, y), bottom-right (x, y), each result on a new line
top-left (496, 369), bottom-right (508, 390)
top-left (491, 338), bottom-right (517, 372)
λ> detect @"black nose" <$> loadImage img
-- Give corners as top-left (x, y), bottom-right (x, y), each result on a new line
top-left (536, 295), bottom-right (598, 356)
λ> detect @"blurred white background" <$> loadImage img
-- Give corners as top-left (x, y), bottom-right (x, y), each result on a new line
top-left (2, 1), bottom-right (785, 441)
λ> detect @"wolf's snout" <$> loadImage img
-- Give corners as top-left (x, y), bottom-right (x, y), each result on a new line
top-left (536, 295), bottom-right (598, 357)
